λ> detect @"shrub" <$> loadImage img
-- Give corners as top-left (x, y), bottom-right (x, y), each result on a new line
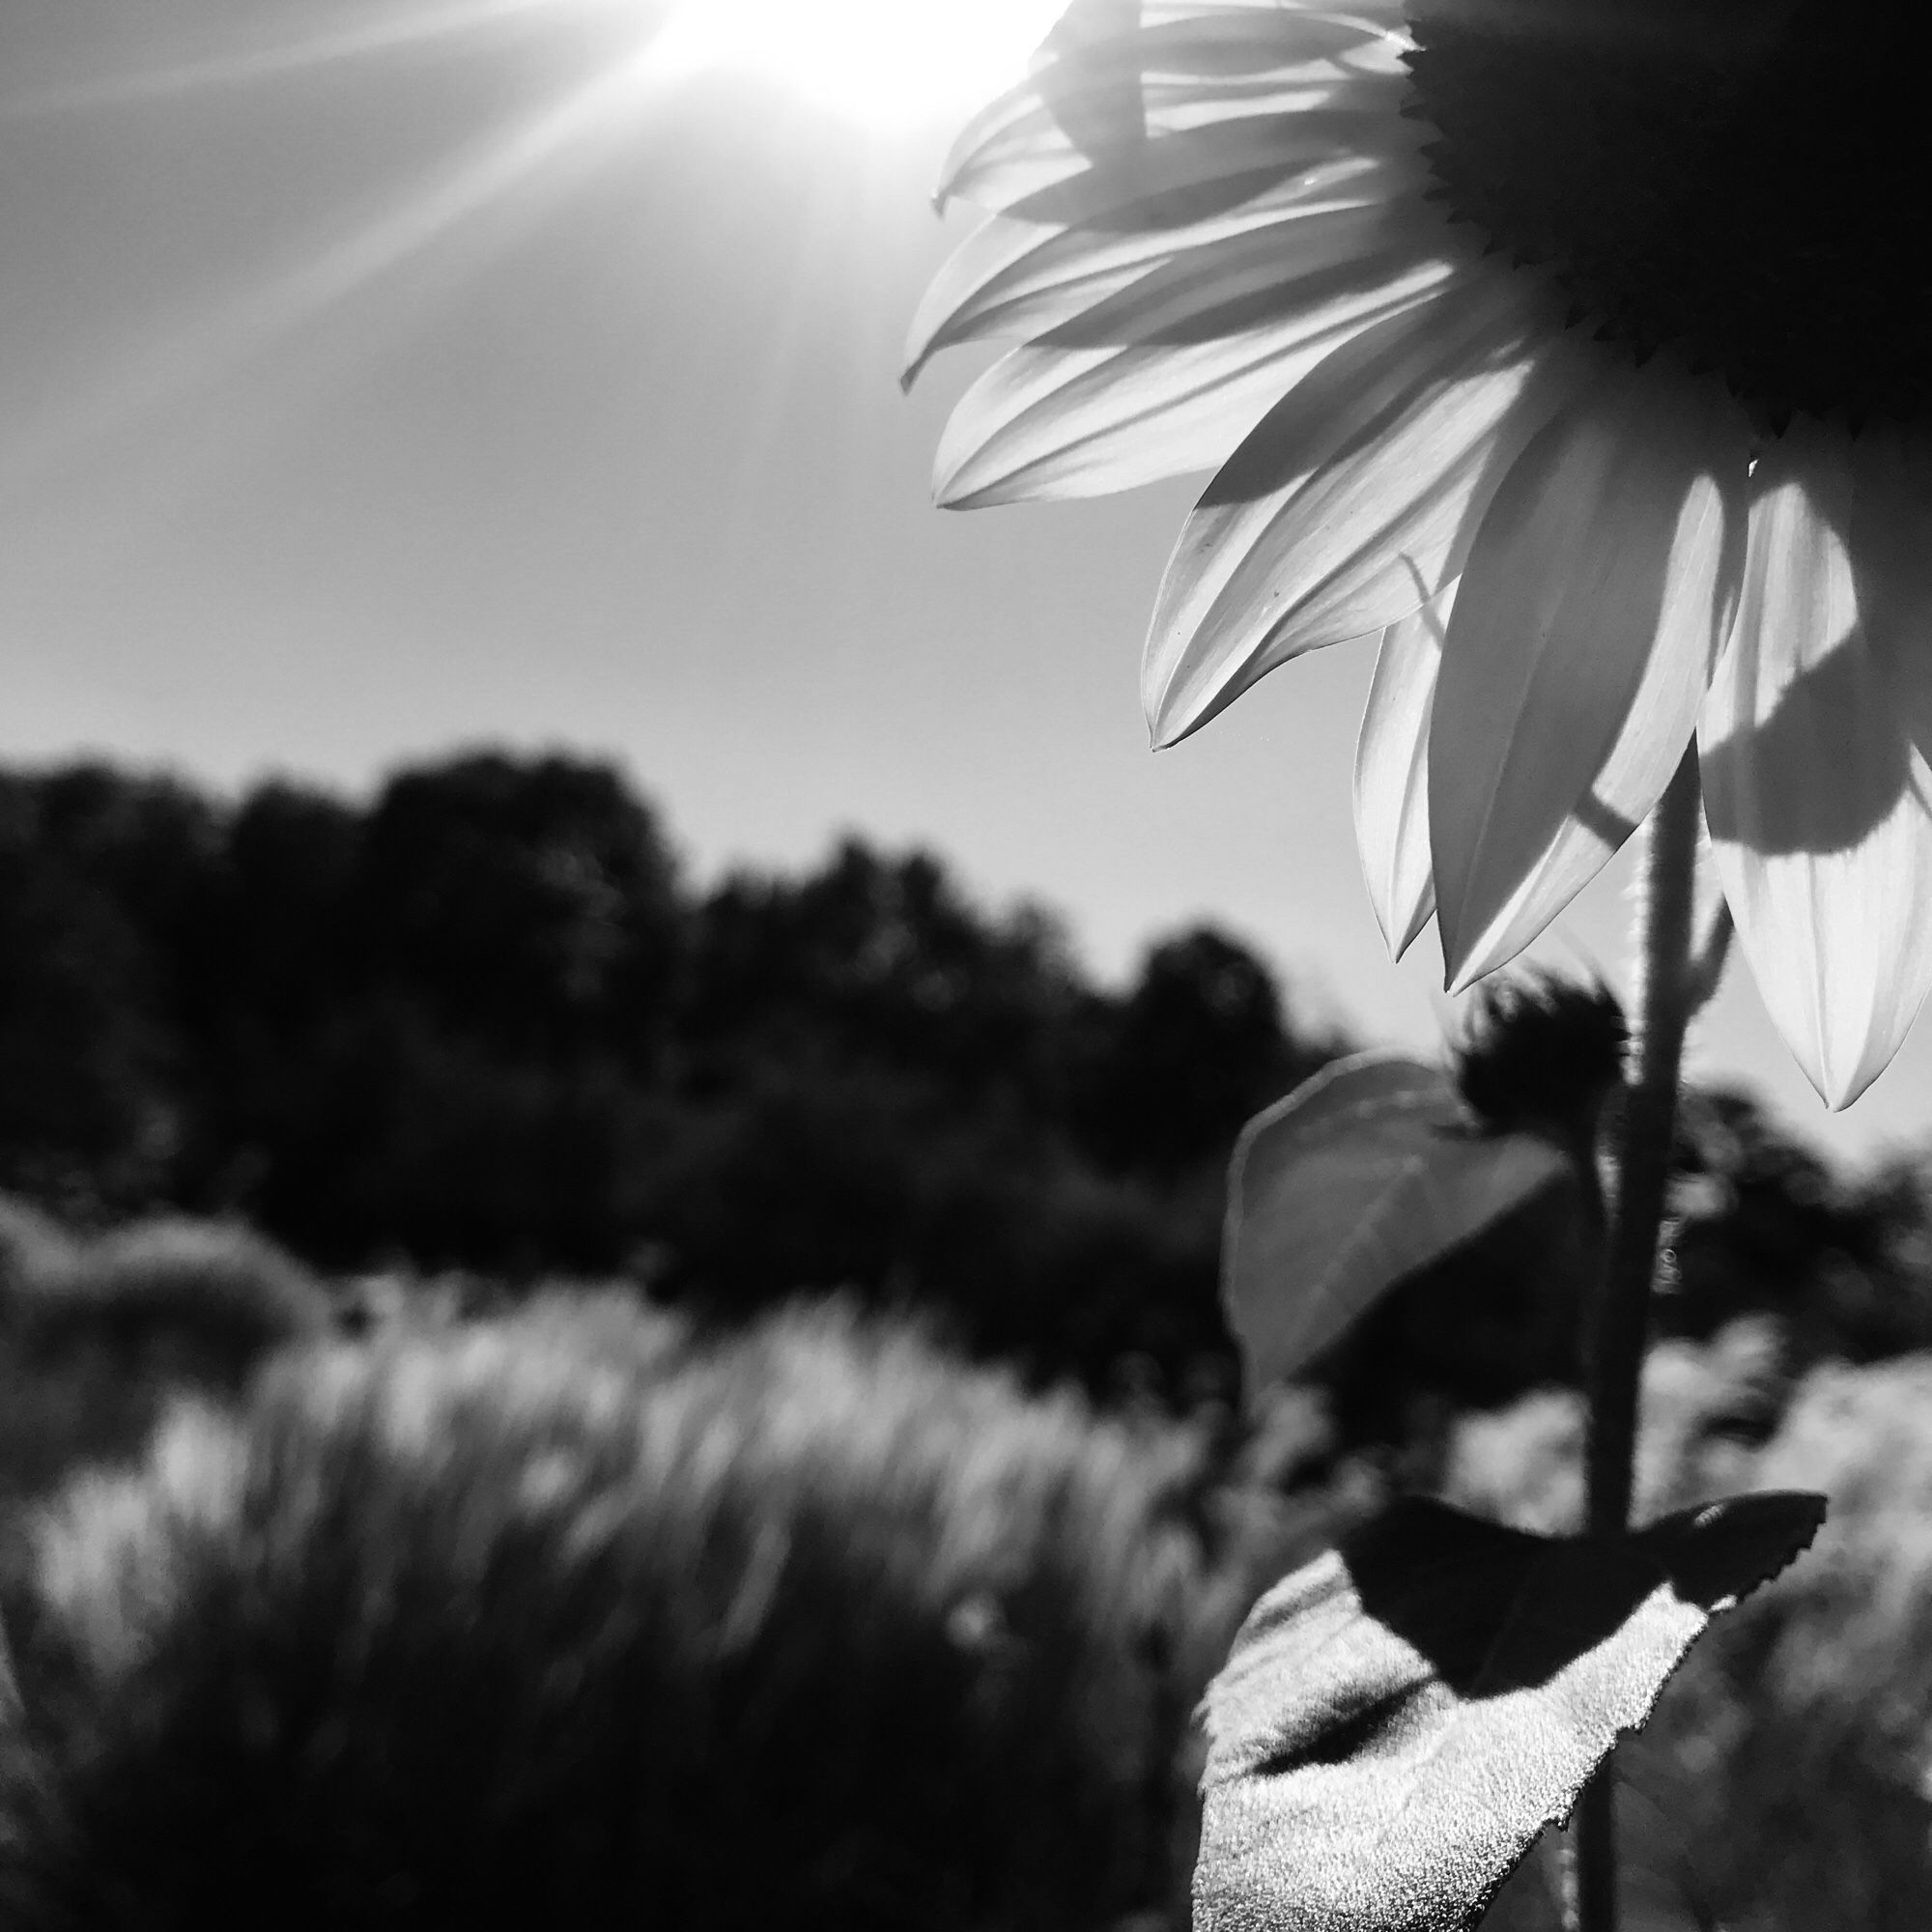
top-left (0, 1214), bottom-right (330, 1515)
top-left (0, 1298), bottom-right (1240, 1931)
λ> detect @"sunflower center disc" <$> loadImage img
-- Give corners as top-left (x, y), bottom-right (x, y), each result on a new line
top-left (1405, 0), bottom-right (1932, 428)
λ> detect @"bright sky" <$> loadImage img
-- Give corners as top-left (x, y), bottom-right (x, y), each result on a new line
top-left (3, 0), bottom-right (1929, 1172)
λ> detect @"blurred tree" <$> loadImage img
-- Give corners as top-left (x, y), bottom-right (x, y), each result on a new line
top-left (0, 753), bottom-right (1348, 1392)
top-left (241, 1002), bottom-right (674, 1273)
top-left (355, 752), bottom-right (683, 1064)
top-left (0, 771), bottom-right (207, 1215)
top-left (1666, 1087), bottom-right (1932, 1365)
top-left (641, 1062), bottom-right (1228, 1395)
top-left (164, 781), bottom-right (362, 1211)
top-left (676, 840), bottom-right (1093, 1119)
top-left (1077, 926), bottom-right (1342, 1179)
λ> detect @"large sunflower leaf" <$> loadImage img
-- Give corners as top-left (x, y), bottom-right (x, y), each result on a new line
top-left (1223, 1053), bottom-right (1568, 1389)
top-left (1196, 1492), bottom-right (1828, 1932)
top-left (1482, 1736), bottom-right (1719, 1932)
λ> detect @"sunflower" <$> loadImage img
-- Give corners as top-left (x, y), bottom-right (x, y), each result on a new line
top-left (906, 0), bottom-right (1932, 1108)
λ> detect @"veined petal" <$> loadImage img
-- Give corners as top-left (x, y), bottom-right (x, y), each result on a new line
top-left (1354, 580), bottom-right (1451, 958)
top-left (934, 197), bottom-right (1455, 507)
top-left (1430, 364), bottom-right (1748, 991)
top-left (906, 146), bottom-right (1408, 385)
top-left (940, 5), bottom-right (1405, 211)
top-left (1144, 270), bottom-right (1586, 746)
top-left (1701, 424), bottom-right (1932, 1107)
top-left (1843, 425), bottom-right (1932, 766)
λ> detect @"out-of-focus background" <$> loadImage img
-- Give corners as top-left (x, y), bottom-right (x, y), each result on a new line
top-left (2, 5), bottom-right (1932, 1928)
top-left (7, 0), bottom-right (1931, 1165)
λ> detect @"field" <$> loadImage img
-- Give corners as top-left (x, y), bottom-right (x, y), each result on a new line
top-left (0, 1199), bottom-right (1925, 1927)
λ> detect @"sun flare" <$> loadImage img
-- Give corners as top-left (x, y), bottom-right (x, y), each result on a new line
top-left (646, 0), bottom-right (1065, 127)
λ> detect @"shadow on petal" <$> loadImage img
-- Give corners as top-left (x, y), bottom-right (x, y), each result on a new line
top-left (1570, 791), bottom-right (1638, 848)
top-left (1196, 287), bottom-right (1548, 511)
top-left (1036, 220), bottom-right (1436, 350)
top-left (1009, 140), bottom-right (1358, 237)
top-left (1039, 0), bottom-right (1151, 158)
top-left (1429, 364), bottom-right (1745, 987)
top-left (1697, 636), bottom-right (1912, 857)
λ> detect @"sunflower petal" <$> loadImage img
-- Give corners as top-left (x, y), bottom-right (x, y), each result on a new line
top-left (1700, 426), bottom-right (1932, 1107)
top-left (905, 146), bottom-right (1406, 386)
top-left (933, 198), bottom-right (1454, 507)
top-left (1429, 367), bottom-right (1747, 991)
top-left (1841, 426), bottom-right (1932, 766)
top-left (1353, 581), bottom-right (1449, 958)
top-left (1143, 273), bottom-right (1585, 746)
top-left (939, 4), bottom-right (1404, 212)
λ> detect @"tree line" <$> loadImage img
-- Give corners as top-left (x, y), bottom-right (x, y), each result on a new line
top-left (0, 748), bottom-right (1927, 1403)
top-left (0, 752), bottom-right (1346, 1395)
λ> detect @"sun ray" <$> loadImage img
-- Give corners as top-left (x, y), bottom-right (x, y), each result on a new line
top-left (2, 0), bottom-right (1061, 498)
top-left (4, 0), bottom-right (580, 118)
top-left (0, 30), bottom-right (677, 494)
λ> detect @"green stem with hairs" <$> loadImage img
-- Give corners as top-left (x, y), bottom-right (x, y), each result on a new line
top-left (1572, 742), bottom-right (1707, 1932)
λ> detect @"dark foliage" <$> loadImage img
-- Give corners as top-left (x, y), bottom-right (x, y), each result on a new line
top-left (0, 750), bottom-right (1924, 1406)
top-left (1453, 972), bottom-right (1626, 1148)
top-left (0, 753), bottom-right (1343, 1395)
top-left (0, 770), bottom-right (213, 1215)
top-left (1665, 1087), bottom-right (1932, 1367)
top-left (1078, 926), bottom-right (1317, 1179)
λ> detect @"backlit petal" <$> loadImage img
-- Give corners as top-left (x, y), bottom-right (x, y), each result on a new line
top-left (939, 3), bottom-right (1405, 212)
top-left (1353, 580), bottom-right (1450, 958)
top-left (1143, 272), bottom-right (1585, 746)
top-left (906, 147), bottom-right (1406, 384)
top-left (1700, 425), bottom-right (1932, 1107)
top-left (1430, 365), bottom-right (1748, 990)
top-left (1842, 425), bottom-right (1932, 766)
top-left (933, 195), bottom-right (1455, 507)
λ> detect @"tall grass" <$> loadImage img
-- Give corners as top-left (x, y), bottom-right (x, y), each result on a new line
top-left (1, 1211), bottom-right (1927, 1930)
top-left (0, 1297), bottom-right (1267, 1929)
top-left (0, 1207), bottom-right (330, 1514)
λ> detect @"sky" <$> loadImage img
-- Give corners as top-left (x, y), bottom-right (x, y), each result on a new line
top-left (2, 0), bottom-right (1930, 1171)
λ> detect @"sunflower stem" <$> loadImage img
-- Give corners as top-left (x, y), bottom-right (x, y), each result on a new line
top-left (1576, 743), bottom-right (1704, 1932)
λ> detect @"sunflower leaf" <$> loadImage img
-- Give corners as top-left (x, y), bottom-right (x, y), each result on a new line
top-left (1223, 1054), bottom-right (1568, 1389)
top-left (1195, 1492), bottom-right (1828, 1932)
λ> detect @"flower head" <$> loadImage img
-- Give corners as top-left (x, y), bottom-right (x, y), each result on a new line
top-left (909, 0), bottom-right (1932, 1107)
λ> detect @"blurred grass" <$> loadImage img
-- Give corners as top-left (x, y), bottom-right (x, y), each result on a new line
top-left (0, 1195), bottom-right (1929, 1928)
top-left (0, 1206), bottom-right (329, 1513)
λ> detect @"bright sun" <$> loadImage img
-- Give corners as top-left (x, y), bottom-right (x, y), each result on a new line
top-left (645, 0), bottom-right (1066, 127)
